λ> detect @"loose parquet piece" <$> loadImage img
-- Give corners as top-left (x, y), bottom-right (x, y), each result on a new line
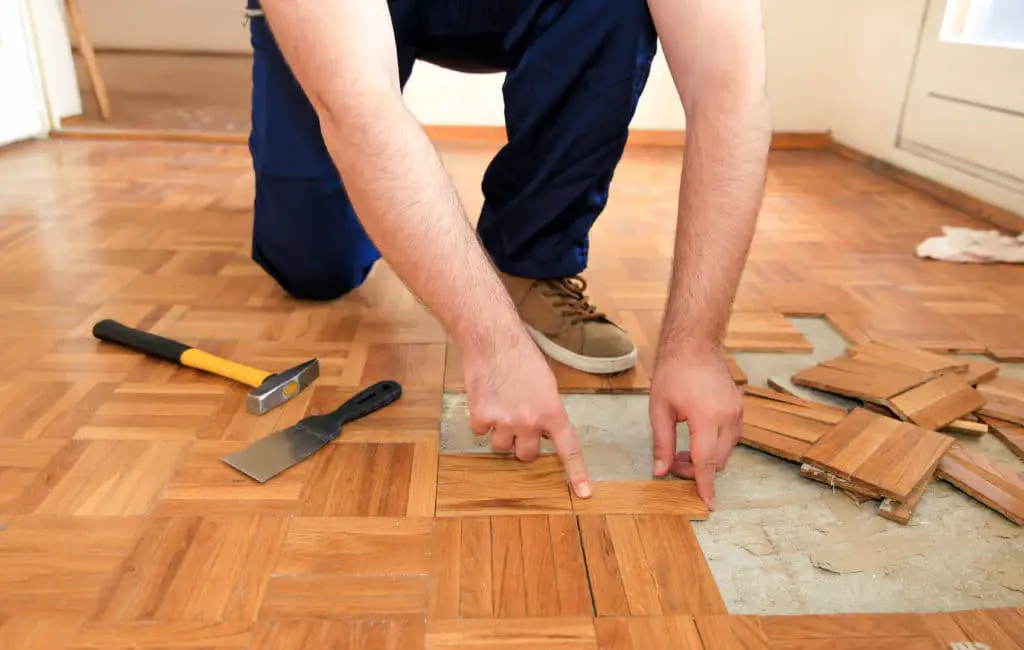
top-left (799, 463), bottom-right (885, 500)
top-left (846, 341), bottom-right (968, 375)
top-left (594, 616), bottom-right (704, 649)
top-left (791, 356), bottom-right (933, 405)
top-left (802, 408), bottom-right (954, 502)
top-left (427, 515), bottom-right (591, 620)
top-left (962, 360), bottom-right (1000, 386)
top-left (569, 480), bottom-right (708, 518)
top-left (435, 454), bottom-right (572, 516)
top-left (942, 418), bottom-right (990, 437)
top-left (424, 617), bottom-right (597, 648)
top-left (981, 416), bottom-right (1024, 460)
top-left (886, 372), bottom-right (986, 431)
top-left (90, 515), bottom-right (289, 622)
top-left (977, 376), bottom-right (1024, 426)
top-left (738, 390), bottom-right (846, 463)
top-left (578, 514), bottom-right (726, 617)
top-left (878, 475), bottom-right (932, 525)
top-left (936, 444), bottom-right (1024, 525)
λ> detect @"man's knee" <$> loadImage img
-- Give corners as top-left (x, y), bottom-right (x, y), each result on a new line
top-left (254, 239), bottom-right (379, 302)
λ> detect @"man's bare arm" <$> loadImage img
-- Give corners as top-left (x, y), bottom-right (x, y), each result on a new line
top-left (648, 0), bottom-right (772, 354)
top-left (259, 0), bottom-right (526, 358)
top-left (257, 0), bottom-right (593, 496)
top-left (645, 0), bottom-right (771, 507)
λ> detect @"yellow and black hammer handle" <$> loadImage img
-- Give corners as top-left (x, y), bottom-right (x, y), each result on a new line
top-left (92, 319), bottom-right (271, 388)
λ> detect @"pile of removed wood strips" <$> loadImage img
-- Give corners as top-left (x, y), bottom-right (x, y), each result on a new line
top-left (739, 341), bottom-right (1024, 526)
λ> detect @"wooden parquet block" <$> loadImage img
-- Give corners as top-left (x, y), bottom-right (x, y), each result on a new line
top-left (738, 388), bottom-right (847, 463)
top-left (155, 440), bottom-right (310, 516)
top-left (435, 454), bottom-right (572, 516)
top-left (982, 416), bottom-right (1024, 461)
top-left (977, 376), bottom-right (1024, 426)
top-left (0, 515), bottom-right (144, 618)
top-left (0, 440), bottom-right (67, 510)
top-left (791, 356), bottom-right (933, 406)
top-left (90, 515), bottom-right (288, 622)
top-left (6, 439), bottom-right (189, 516)
top-left (936, 444), bottom-right (1024, 525)
top-left (929, 608), bottom-right (1024, 650)
top-left (297, 442), bottom-right (436, 517)
top-left (802, 408), bottom-right (954, 503)
top-left (428, 515), bottom-right (591, 620)
top-left (846, 341), bottom-right (968, 375)
top-left (694, 615), bottom-right (770, 648)
top-left (578, 514), bottom-right (726, 617)
top-left (569, 480), bottom-right (708, 518)
top-left (275, 517), bottom-right (433, 577)
top-left (260, 575), bottom-right (430, 620)
top-left (425, 618), bottom-right (597, 648)
top-left (723, 312), bottom-right (813, 352)
top-left (251, 618), bottom-right (423, 650)
top-left (594, 616), bottom-right (704, 648)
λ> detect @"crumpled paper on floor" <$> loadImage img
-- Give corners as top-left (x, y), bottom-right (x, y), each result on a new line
top-left (917, 226), bottom-right (1024, 263)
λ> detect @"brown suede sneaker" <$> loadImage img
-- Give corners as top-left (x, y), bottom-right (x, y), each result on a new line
top-left (499, 272), bottom-right (638, 374)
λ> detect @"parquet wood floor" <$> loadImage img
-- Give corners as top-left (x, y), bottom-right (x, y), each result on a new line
top-left (1, 137), bottom-right (1023, 647)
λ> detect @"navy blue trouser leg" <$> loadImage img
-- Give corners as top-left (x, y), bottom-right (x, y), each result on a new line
top-left (248, 0), bottom-right (656, 299)
top-left (247, 1), bottom-right (417, 301)
top-left (474, 0), bottom-right (658, 278)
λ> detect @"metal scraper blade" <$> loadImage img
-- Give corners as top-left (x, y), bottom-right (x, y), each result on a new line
top-left (222, 422), bottom-right (330, 483)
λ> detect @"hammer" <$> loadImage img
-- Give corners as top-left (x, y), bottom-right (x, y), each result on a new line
top-left (92, 319), bottom-right (319, 415)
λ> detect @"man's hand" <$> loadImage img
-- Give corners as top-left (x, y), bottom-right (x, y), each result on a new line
top-left (464, 333), bottom-right (592, 499)
top-left (650, 347), bottom-right (742, 510)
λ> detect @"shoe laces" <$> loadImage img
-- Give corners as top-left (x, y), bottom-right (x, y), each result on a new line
top-left (540, 275), bottom-right (607, 325)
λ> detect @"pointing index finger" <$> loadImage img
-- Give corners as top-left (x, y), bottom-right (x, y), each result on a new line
top-left (690, 420), bottom-right (719, 511)
top-left (549, 421), bottom-right (591, 499)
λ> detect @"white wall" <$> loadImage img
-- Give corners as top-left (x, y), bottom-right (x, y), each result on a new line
top-left (0, 0), bottom-right (50, 146)
top-left (831, 0), bottom-right (1023, 219)
top-left (70, 0), bottom-right (842, 133)
top-left (27, 0), bottom-right (82, 120)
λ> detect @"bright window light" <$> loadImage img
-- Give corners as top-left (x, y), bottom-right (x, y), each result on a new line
top-left (941, 0), bottom-right (1024, 50)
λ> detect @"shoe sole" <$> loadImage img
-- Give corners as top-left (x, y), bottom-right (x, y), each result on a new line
top-left (524, 324), bottom-right (639, 375)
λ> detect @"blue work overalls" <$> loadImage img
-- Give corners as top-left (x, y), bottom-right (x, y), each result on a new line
top-left (247, 0), bottom-right (657, 300)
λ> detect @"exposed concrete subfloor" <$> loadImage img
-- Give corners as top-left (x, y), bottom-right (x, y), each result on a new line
top-left (440, 317), bottom-right (1024, 616)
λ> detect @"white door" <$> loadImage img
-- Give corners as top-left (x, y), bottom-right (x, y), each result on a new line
top-left (0, 0), bottom-right (49, 147)
top-left (898, 0), bottom-right (1024, 197)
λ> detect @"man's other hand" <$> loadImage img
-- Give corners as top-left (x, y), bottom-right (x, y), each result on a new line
top-left (462, 335), bottom-right (592, 500)
top-left (649, 348), bottom-right (743, 511)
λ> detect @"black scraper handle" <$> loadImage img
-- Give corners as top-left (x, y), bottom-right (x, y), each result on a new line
top-left (303, 380), bottom-right (403, 439)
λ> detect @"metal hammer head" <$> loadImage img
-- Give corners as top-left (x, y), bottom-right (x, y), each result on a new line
top-left (245, 358), bottom-right (320, 415)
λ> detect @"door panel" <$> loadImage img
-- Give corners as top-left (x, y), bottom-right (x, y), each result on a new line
top-left (0, 0), bottom-right (48, 147)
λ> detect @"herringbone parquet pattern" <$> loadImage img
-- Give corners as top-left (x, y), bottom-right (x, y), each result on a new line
top-left (0, 137), bottom-right (1022, 648)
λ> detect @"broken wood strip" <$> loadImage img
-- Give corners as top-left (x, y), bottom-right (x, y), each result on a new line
top-left (741, 399), bottom-right (836, 443)
top-left (766, 378), bottom-right (795, 395)
top-left (937, 445), bottom-right (1024, 526)
top-left (976, 377), bottom-right (1024, 426)
top-left (962, 361), bottom-right (1000, 386)
top-left (980, 416), bottom-right (1024, 461)
top-left (942, 419), bottom-right (990, 437)
top-left (846, 341), bottom-right (969, 375)
top-left (799, 463), bottom-right (885, 500)
top-left (740, 424), bottom-right (811, 463)
top-left (886, 373), bottom-right (986, 431)
top-left (742, 391), bottom-right (847, 426)
top-left (879, 474), bottom-right (933, 525)
top-left (742, 385), bottom-right (848, 419)
top-left (569, 480), bottom-right (707, 518)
